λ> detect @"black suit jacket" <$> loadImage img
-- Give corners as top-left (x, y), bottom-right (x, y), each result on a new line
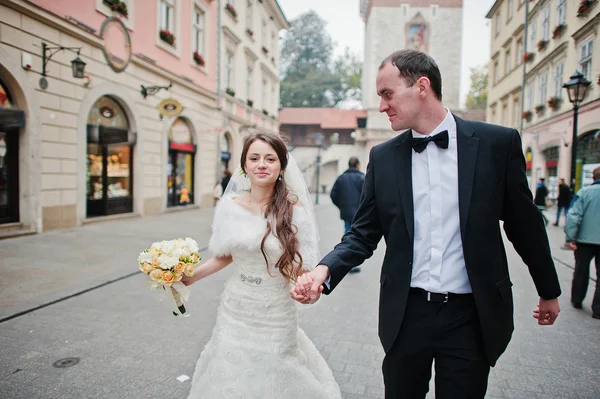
top-left (320, 115), bottom-right (561, 366)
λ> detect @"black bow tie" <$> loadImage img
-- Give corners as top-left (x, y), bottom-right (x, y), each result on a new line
top-left (411, 130), bottom-right (449, 153)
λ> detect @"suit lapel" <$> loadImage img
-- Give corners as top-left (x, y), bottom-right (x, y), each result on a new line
top-left (395, 131), bottom-right (414, 243)
top-left (455, 115), bottom-right (479, 239)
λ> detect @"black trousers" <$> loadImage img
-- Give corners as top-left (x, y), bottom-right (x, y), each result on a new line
top-left (571, 243), bottom-right (600, 313)
top-left (382, 289), bottom-right (490, 399)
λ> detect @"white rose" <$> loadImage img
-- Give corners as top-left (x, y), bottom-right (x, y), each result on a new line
top-left (185, 237), bottom-right (199, 253)
top-left (158, 254), bottom-right (178, 269)
top-left (171, 247), bottom-right (184, 259)
top-left (138, 251), bottom-right (153, 264)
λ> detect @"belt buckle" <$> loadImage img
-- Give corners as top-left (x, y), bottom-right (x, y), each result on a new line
top-left (443, 293), bottom-right (449, 303)
top-left (427, 291), bottom-right (431, 302)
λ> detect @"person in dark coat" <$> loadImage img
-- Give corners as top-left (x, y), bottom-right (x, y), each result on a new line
top-left (330, 157), bottom-right (365, 273)
top-left (554, 178), bottom-right (572, 226)
top-left (534, 178), bottom-right (549, 225)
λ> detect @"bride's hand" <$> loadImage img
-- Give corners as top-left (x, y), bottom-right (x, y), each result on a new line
top-left (181, 271), bottom-right (196, 286)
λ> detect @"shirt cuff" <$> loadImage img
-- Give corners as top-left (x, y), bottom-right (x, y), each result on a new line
top-left (324, 276), bottom-right (331, 290)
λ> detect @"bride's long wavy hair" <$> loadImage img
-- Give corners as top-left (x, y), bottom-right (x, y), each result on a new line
top-left (240, 132), bottom-right (303, 281)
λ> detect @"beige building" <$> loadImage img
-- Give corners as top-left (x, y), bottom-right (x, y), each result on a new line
top-left (0, 0), bottom-right (287, 237)
top-left (486, 0), bottom-right (599, 197)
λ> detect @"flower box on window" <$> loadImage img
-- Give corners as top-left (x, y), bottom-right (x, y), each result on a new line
top-left (160, 29), bottom-right (175, 46)
top-left (225, 3), bottom-right (238, 19)
top-left (258, 0), bottom-right (263, 3)
top-left (552, 24), bottom-right (567, 39)
top-left (523, 52), bottom-right (534, 63)
top-left (225, 87), bottom-right (235, 97)
top-left (104, 0), bottom-right (128, 17)
top-left (577, 0), bottom-right (597, 17)
top-left (537, 40), bottom-right (549, 51)
top-left (262, 108), bottom-right (268, 115)
top-left (246, 28), bottom-right (254, 38)
top-left (193, 51), bottom-right (205, 67)
top-left (522, 110), bottom-right (533, 121)
top-left (547, 96), bottom-right (562, 110)
top-left (597, 74), bottom-right (600, 86)
top-left (246, 99), bottom-right (254, 107)
top-left (535, 104), bottom-right (546, 114)
top-left (262, 46), bottom-right (269, 55)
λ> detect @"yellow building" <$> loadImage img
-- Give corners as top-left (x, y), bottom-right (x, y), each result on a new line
top-left (486, 0), bottom-right (599, 196)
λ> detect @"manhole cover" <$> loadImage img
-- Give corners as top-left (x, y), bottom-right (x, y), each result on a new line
top-left (52, 357), bottom-right (79, 368)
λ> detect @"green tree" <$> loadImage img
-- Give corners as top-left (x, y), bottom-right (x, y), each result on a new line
top-left (280, 11), bottom-right (361, 108)
top-left (465, 66), bottom-right (488, 110)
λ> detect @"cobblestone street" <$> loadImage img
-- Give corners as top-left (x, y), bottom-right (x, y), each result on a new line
top-left (0, 200), bottom-right (599, 399)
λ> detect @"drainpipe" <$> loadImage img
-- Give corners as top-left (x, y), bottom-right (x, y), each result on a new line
top-left (519, 0), bottom-right (529, 135)
top-left (215, 0), bottom-right (224, 186)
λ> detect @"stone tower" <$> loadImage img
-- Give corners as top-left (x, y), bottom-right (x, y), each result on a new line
top-left (359, 0), bottom-right (463, 132)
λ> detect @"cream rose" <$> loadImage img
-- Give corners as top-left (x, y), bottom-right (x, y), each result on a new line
top-left (141, 263), bottom-right (154, 274)
top-left (184, 264), bottom-right (195, 276)
top-left (173, 262), bottom-right (186, 275)
top-left (161, 271), bottom-right (175, 285)
top-left (149, 269), bottom-right (163, 281)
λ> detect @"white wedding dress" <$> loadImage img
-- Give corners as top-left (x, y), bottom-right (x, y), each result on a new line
top-left (187, 195), bottom-right (342, 399)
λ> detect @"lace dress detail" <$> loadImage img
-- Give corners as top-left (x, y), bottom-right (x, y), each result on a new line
top-left (187, 196), bottom-right (341, 399)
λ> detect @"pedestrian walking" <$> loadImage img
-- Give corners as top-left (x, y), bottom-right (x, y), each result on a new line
top-left (554, 178), bottom-right (572, 226)
top-left (330, 157), bottom-right (365, 273)
top-left (565, 166), bottom-right (600, 320)
top-left (534, 178), bottom-right (549, 226)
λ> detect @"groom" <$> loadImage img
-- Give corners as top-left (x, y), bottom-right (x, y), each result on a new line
top-left (291, 49), bottom-right (561, 398)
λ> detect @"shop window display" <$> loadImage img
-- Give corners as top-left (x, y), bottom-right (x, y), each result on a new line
top-left (86, 96), bottom-right (135, 217)
top-left (167, 118), bottom-right (195, 207)
top-left (0, 79), bottom-right (20, 224)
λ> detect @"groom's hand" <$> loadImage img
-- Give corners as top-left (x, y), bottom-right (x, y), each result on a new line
top-left (305, 265), bottom-right (329, 302)
top-left (533, 298), bottom-right (560, 325)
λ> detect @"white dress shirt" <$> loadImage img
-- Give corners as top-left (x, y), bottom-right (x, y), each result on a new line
top-left (410, 109), bottom-right (471, 294)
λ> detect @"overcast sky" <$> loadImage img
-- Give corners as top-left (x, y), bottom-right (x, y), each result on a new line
top-left (276, 0), bottom-right (496, 108)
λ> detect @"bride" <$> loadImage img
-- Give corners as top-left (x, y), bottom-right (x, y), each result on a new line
top-left (182, 132), bottom-right (341, 399)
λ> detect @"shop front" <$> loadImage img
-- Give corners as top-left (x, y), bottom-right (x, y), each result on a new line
top-left (167, 118), bottom-right (196, 207)
top-left (86, 96), bottom-right (135, 217)
top-left (220, 132), bottom-right (232, 174)
top-left (0, 79), bottom-right (23, 224)
top-left (577, 130), bottom-right (600, 189)
top-left (543, 146), bottom-right (560, 199)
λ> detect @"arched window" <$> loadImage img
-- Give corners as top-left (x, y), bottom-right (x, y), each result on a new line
top-left (0, 78), bottom-right (22, 224)
top-left (86, 96), bottom-right (135, 217)
top-left (220, 133), bottom-right (232, 173)
top-left (167, 118), bottom-right (196, 207)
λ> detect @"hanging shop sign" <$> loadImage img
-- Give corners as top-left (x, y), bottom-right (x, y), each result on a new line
top-left (157, 98), bottom-right (184, 117)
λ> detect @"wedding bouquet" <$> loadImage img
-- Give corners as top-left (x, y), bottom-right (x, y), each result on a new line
top-left (138, 237), bottom-right (200, 316)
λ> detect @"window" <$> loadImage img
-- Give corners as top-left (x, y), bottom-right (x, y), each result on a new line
top-left (526, 81), bottom-right (534, 110)
top-left (246, 67), bottom-right (253, 100)
top-left (539, 72), bottom-right (548, 104)
top-left (579, 39), bottom-right (593, 80)
top-left (262, 78), bottom-right (267, 110)
top-left (517, 38), bottom-right (524, 64)
top-left (495, 13), bottom-right (500, 37)
top-left (513, 98), bottom-right (520, 128)
top-left (160, 0), bottom-right (174, 32)
top-left (529, 20), bottom-right (536, 51)
top-left (505, 49), bottom-right (511, 75)
top-left (226, 51), bottom-right (234, 88)
top-left (502, 104), bottom-right (508, 126)
top-left (193, 6), bottom-right (204, 55)
top-left (246, 0), bottom-right (253, 30)
top-left (271, 31), bottom-right (276, 54)
top-left (554, 62), bottom-right (564, 98)
top-left (542, 5), bottom-right (550, 41)
top-left (557, 0), bottom-right (567, 25)
top-left (493, 60), bottom-right (499, 84)
top-left (262, 19), bottom-right (267, 47)
top-left (507, 0), bottom-right (513, 21)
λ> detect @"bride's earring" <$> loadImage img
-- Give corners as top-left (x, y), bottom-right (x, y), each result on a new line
top-left (278, 175), bottom-right (282, 181)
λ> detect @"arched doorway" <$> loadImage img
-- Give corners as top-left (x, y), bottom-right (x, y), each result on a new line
top-left (0, 78), bottom-right (24, 224)
top-left (86, 96), bottom-right (135, 217)
top-left (220, 132), bottom-right (233, 173)
top-left (577, 130), bottom-right (600, 189)
top-left (167, 118), bottom-right (196, 207)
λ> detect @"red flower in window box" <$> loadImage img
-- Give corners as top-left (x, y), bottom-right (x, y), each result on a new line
top-left (225, 3), bottom-right (238, 19)
top-left (535, 104), bottom-right (546, 115)
top-left (537, 40), bottom-right (548, 51)
top-left (193, 51), bottom-right (205, 67)
top-left (262, 46), bottom-right (269, 55)
top-left (160, 29), bottom-right (175, 46)
top-left (246, 28), bottom-right (254, 38)
top-left (577, 0), bottom-right (597, 17)
top-left (523, 52), bottom-right (534, 63)
top-left (104, 0), bottom-right (128, 18)
top-left (552, 24), bottom-right (567, 39)
top-left (547, 96), bottom-right (562, 110)
top-left (522, 110), bottom-right (532, 121)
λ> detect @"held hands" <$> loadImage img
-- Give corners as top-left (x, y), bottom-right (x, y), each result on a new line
top-left (290, 265), bottom-right (329, 304)
top-left (533, 298), bottom-right (560, 325)
top-left (181, 268), bottom-right (197, 286)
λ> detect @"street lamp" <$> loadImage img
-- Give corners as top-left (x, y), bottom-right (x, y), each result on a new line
top-left (563, 71), bottom-right (591, 192)
top-left (314, 132), bottom-right (324, 205)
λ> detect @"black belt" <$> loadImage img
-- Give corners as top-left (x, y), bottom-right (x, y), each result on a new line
top-left (410, 287), bottom-right (472, 303)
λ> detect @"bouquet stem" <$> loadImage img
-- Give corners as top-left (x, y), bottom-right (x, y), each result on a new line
top-left (171, 286), bottom-right (187, 316)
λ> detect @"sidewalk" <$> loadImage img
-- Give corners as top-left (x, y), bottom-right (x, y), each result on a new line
top-left (0, 200), bottom-right (599, 399)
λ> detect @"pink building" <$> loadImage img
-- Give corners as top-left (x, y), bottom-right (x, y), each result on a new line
top-left (0, 0), bottom-right (287, 236)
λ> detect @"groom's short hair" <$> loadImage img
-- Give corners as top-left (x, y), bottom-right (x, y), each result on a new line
top-left (379, 49), bottom-right (443, 101)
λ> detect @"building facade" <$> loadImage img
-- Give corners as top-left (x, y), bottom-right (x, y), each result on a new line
top-left (359, 0), bottom-right (464, 149)
top-left (0, 0), bottom-right (287, 236)
top-left (486, 0), bottom-right (599, 196)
